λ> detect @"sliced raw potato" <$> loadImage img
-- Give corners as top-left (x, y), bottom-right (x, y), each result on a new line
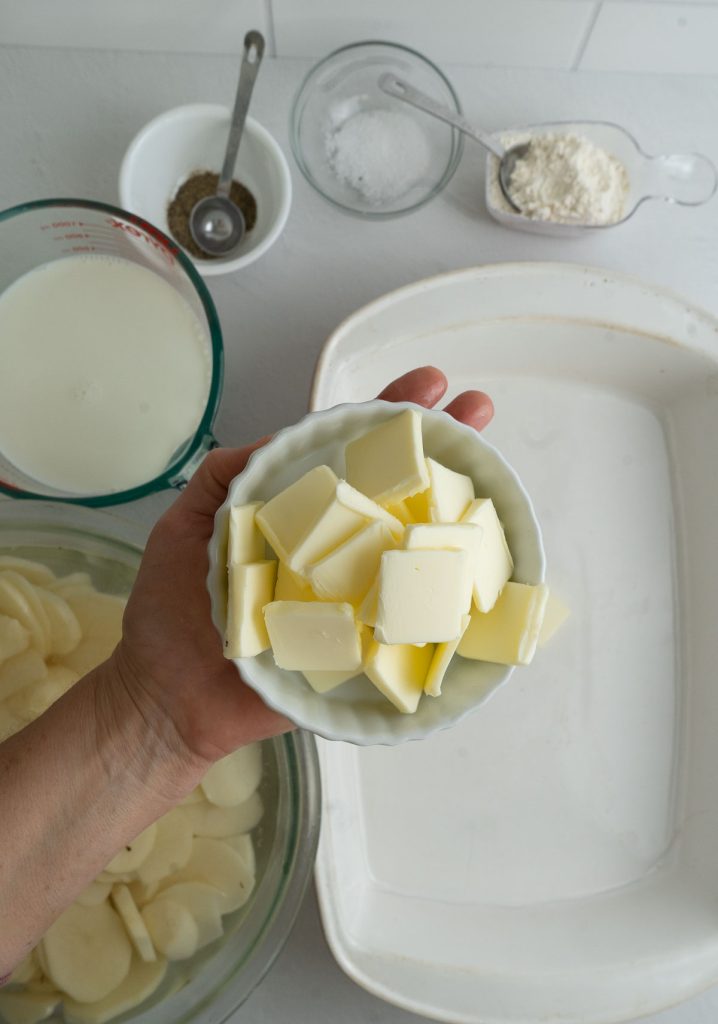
top-left (224, 833), bottom-right (256, 876)
top-left (62, 593), bottom-right (125, 676)
top-left (148, 882), bottom-right (224, 949)
top-left (0, 989), bottom-right (60, 1024)
top-left (8, 950), bottom-right (41, 985)
top-left (0, 649), bottom-right (48, 701)
top-left (7, 664), bottom-right (78, 720)
top-left (200, 743), bottom-right (262, 807)
top-left (62, 954), bottom-right (167, 1024)
top-left (41, 900), bottom-right (132, 1003)
top-left (104, 822), bottom-right (157, 875)
top-left (179, 791), bottom-right (263, 837)
top-left (0, 576), bottom-right (48, 657)
top-left (0, 613), bottom-right (30, 665)
top-left (159, 836), bottom-right (254, 913)
top-left (137, 809), bottom-right (193, 886)
top-left (75, 880), bottom-right (112, 907)
top-left (111, 885), bottom-right (156, 962)
top-left (141, 899), bottom-right (200, 961)
top-left (37, 588), bottom-right (81, 656)
top-left (0, 556), bottom-right (55, 586)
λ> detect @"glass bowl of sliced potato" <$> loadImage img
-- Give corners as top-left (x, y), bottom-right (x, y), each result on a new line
top-left (207, 401), bottom-right (546, 745)
top-left (0, 501), bottom-right (320, 1024)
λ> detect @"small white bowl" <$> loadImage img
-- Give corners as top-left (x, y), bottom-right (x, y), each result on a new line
top-left (207, 401), bottom-right (545, 745)
top-left (119, 103), bottom-right (292, 276)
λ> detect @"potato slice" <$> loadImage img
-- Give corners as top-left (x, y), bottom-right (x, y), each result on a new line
top-left (224, 833), bottom-right (256, 876)
top-left (148, 882), bottom-right (225, 949)
top-left (0, 572), bottom-right (50, 657)
top-left (200, 743), bottom-right (262, 807)
top-left (159, 837), bottom-right (254, 913)
top-left (141, 899), bottom-right (199, 961)
top-left (0, 613), bottom-right (30, 666)
top-left (61, 593), bottom-right (124, 676)
top-left (111, 885), bottom-right (156, 963)
top-left (178, 792), bottom-right (263, 838)
top-left (41, 901), bottom-right (132, 1003)
top-left (0, 649), bottom-right (48, 702)
top-left (104, 823), bottom-right (157, 875)
top-left (62, 954), bottom-right (167, 1024)
top-left (0, 989), bottom-right (59, 1024)
top-left (37, 588), bottom-right (81, 657)
top-left (75, 880), bottom-right (112, 907)
top-left (8, 950), bottom-right (41, 985)
top-left (137, 809), bottom-right (193, 886)
top-left (7, 664), bottom-right (77, 720)
top-left (0, 557), bottom-right (55, 586)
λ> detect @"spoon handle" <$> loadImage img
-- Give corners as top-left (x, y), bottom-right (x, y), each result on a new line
top-left (379, 73), bottom-right (505, 161)
top-left (217, 30), bottom-right (265, 197)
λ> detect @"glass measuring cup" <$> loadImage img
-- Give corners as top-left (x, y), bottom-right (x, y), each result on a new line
top-left (485, 120), bottom-right (718, 237)
top-left (0, 199), bottom-right (223, 506)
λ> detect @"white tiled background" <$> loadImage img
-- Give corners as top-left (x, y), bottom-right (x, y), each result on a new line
top-left (0, 0), bottom-right (717, 74)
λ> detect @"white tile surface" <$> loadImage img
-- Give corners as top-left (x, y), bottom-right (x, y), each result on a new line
top-left (0, 0), bottom-right (269, 53)
top-left (581, 2), bottom-right (718, 73)
top-left (271, 0), bottom-right (597, 69)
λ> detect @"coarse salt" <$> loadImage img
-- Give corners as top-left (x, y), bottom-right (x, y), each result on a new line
top-left (325, 109), bottom-right (431, 205)
top-left (490, 131), bottom-right (630, 225)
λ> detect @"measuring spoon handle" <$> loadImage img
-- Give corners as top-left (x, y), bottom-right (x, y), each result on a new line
top-left (379, 73), bottom-right (505, 161)
top-left (217, 30), bottom-right (265, 197)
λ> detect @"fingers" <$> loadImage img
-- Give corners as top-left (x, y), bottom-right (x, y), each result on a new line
top-left (173, 437), bottom-right (271, 520)
top-left (377, 366), bottom-right (448, 407)
top-left (443, 390), bottom-right (494, 431)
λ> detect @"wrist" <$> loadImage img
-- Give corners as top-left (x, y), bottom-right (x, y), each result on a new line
top-left (89, 647), bottom-right (209, 803)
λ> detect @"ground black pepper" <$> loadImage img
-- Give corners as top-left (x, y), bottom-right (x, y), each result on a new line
top-left (167, 171), bottom-right (258, 260)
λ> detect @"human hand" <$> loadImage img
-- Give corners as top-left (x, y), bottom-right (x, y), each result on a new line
top-left (109, 367), bottom-right (494, 772)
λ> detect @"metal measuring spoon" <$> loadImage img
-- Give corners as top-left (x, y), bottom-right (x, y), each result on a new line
top-left (379, 73), bottom-right (529, 213)
top-left (190, 30), bottom-right (265, 256)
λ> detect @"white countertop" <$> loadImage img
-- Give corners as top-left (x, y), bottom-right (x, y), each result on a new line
top-left (1, 44), bottom-right (718, 1024)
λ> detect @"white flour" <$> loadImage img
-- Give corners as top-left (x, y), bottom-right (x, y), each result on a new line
top-left (489, 131), bottom-right (630, 225)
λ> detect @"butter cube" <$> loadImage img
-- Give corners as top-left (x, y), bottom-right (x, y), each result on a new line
top-left (374, 549), bottom-right (473, 644)
top-left (425, 614), bottom-right (471, 696)
top-left (461, 498), bottom-right (514, 612)
top-left (345, 409), bottom-right (430, 505)
top-left (264, 601), bottom-right (362, 671)
top-left (404, 522), bottom-right (483, 567)
top-left (538, 591), bottom-right (570, 648)
top-left (224, 561), bottom-right (277, 659)
top-left (426, 458), bottom-right (475, 523)
top-left (302, 626), bottom-right (372, 693)
top-left (458, 582), bottom-right (549, 665)
top-left (274, 561), bottom-right (316, 602)
top-left (364, 637), bottom-right (435, 714)
top-left (309, 521), bottom-right (397, 605)
top-left (335, 481), bottom-right (404, 542)
top-left (357, 574), bottom-right (379, 628)
top-left (227, 501), bottom-right (265, 565)
top-left (255, 465), bottom-right (341, 562)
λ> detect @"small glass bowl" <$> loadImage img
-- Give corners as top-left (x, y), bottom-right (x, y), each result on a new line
top-left (290, 41), bottom-right (464, 218)
top-left (485, 120), bottom-right (718, 237)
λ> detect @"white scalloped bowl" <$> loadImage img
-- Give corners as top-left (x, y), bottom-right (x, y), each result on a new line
top-left (207, 400), bottom-right (545, 745)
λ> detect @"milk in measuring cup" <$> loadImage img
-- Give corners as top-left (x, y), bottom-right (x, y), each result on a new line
top-left (0, 256), bottom-right (211, 494)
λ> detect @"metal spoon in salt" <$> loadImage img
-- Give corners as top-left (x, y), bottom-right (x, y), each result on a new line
top-left (378, 73), bottom-right (529, 213)
top-left (190, 30), bottom-right (265, 257)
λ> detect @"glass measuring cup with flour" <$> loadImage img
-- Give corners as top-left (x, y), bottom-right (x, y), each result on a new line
top-left (0, 199), bottom-right (223, 504)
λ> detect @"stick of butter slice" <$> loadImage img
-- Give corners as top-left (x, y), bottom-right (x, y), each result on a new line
top-left (224, 561), bottom-right (277, 659)
top-left (374, 549), bottom-right (473, 645)
top-left (425, 458), bottom-right (475, 523)
top-left (344, 409), bottom-right (430, 506)
top-left (227, 502), bottom-right (265, 565)
top-left (309, 520), bottom-right (397, 605)
top-left (460, 498), bottom-right (514, 612)
top-left (458, 582), bottom-right (549, 665)
top-left (264, 601), bottom-right (362, 671)
top-left (424, 614), bottom-right (471, 697)
top-left (364, 637), bottom-right (435, 714)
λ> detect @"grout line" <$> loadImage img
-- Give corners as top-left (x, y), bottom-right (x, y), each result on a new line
top-left (264, 0), bottom-right (278, 58)
top-left (571, 0), bottom-right (602, 71)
